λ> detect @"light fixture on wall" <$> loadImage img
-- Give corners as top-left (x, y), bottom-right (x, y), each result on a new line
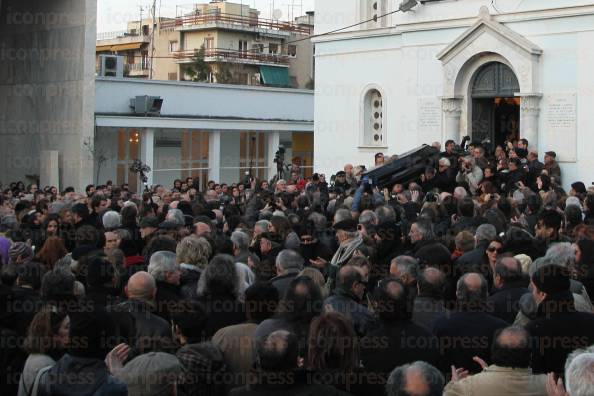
top-left (399, 0), bottom-right (419, 12)
top-left (129, 132), bottom-right (140, 144)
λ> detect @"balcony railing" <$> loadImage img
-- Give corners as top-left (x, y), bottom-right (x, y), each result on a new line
top-left (173, 48), bottom-right (290, 65)
top-left (127, 62), bottom-right (151, 72)
top-left (160, 12), bottom-right (311, 35)
top-left (97, 30), bottom-right (141, 41)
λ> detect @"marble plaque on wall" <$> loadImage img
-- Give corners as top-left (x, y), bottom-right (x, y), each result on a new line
top-left (417, 97), bottom-right (442, 146)
top-left (545, 94), bottom-right (577, 162)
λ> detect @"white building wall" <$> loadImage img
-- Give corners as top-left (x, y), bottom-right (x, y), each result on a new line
top-left (220, 132), bottom-right (241, 184)
top-left (95, 78), bottom-right (313, 121)
top-left (313, 0), bottom-right (594, 188)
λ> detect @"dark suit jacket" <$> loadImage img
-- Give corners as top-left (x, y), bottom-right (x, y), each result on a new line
top-left (527, 293), bottom-right (594, 375)
top-left (108, 299), bottom-right (174, 355)
top-left (432, 310), bottom-right (508, 373)
top-left (487, 280), bottom-right (529, 323)
top-left (361, 320), bottom-right (440, 394)
top-left (412, 296), bottom-right (450, 331)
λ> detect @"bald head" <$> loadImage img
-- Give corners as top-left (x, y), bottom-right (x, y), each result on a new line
top-left (494, 257), bottom-right (523, 287)
top-left (417, 267), bottom-right (446, 299)
top-left (492, 326), bottom-right (531, 368)
top-left (499, 257), bottom-right (521, 272)
top-left (257, 330), bottom-right (298, 372)
top-left (386, 361), bottom-right (444, 396)
top-left (404, 366), bottom-right (430, 395)
top-left (462, 273), bottom-right (483, 291)
top-left (496, 326), bottom-right (529, 349)
top-left (337, 265), bottom-right (362, 289)
top-left (126, 271), bottom-right (156, 301)
top-left (456, 272), bottom-right (487, 305)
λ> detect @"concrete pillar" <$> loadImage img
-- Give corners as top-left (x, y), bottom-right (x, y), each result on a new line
top-left (518, 94), bottom-right (542, 151)
top-left (141, 128), bottom-right (155, 187)
top-left (267, 132), bottom-right (281, 180)
top-left (208, 130), bottom-right (221, 183)
top-left (40, 151), bottom-right (60, 190)
top-left (442, 97), bottom-right (463, 144)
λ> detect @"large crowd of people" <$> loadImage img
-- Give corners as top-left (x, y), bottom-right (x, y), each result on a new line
top-left (1, 137), bottom-right (594, 396)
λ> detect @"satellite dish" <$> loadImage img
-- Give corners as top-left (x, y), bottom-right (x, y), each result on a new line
top-left (272, 9), bottom-right (283, 20)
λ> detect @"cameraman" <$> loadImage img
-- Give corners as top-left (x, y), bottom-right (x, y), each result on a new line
top-left (456, 156), bottom-right (483, 195)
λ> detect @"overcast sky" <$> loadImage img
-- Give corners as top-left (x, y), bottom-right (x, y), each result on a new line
top-left (97, 0), bottom-right (316, 33)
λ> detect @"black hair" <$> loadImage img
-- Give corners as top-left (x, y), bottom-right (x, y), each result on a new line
top-left (171, 301), bottom-right (207, 344)
top-left (16, 261), bottom-right (45, 290)
top-left (538, 209), bottom-right (563, 231)
top-left (245, 282), bottom-right (279, 323)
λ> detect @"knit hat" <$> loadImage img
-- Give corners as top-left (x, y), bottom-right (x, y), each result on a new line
top-left (8, 242), bottom-right (33, 264)
top-left (531, 265), bottom-right (570, 295)
top-left (119, 352), bottom-right (182, 396)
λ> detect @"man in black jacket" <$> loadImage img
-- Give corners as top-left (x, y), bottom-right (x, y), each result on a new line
top-left (323, 265), bottom-right (375, 337)
top-left (409, 219), bottom-right (452, 278)
top-left (504, 158), bottom-right (527, 194)
top-left (86, 255), bottom-right (120, 308)
top-left (451, 198), bottom-right (485, 236)
top-left (527, 265), bottom-right (594, 375)
top-left (147, 250), bottom-right (184, 321)
top-left (412, 267), bottom-right (450, 331)
top-left (433, 273), bottom-right (507, 374)
top-left (487, 257), bottom-right (529, 323)
top-left (270, 249), bottom-right (304, 299)
top-left (455, 224), bottom-right (496, 281)
top-left (361, 278), bottom-right (439, 394)
top-left (108, 271), bottom-right (174, 356)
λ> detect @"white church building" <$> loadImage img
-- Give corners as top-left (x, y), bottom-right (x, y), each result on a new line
top-left (313, 0), bottom-right (594, 189)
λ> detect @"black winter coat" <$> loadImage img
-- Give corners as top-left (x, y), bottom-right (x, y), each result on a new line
top-left (107, 299), bottom-right (174, 355)
top-left (486, 279), bottom-right (529, 323)
top-left (360, 320), bottom-right (440, 394)
top-left (432, 310), bottom-right (508, 374)
top-left (527, 291), bottom-right (594, 375)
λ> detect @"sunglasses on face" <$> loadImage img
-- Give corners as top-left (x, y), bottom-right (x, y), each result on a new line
top-left (487, 247), bottom-right (502, 253)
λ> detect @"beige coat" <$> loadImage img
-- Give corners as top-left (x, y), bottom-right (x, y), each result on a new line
top-left (444, 365), bottom-right (547, 396)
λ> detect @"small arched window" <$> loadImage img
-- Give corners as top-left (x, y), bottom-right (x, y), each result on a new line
top-left (363, 89), bottom-right (384, 146)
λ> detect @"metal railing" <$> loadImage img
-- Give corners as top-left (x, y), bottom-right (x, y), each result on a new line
top-left (97, 30), bottom-right (141, 41)
top-left (173, 48), bottom-right (290, 65)
top-left (160, 12), bottom-right (311, 35)
top-left (127, 62), bottom-right (151, 72)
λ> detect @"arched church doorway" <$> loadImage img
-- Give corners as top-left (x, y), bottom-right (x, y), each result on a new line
top-left (471, 62), bottom-right (520, 149)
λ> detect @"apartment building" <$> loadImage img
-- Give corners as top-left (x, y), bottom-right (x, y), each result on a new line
top-left (96, 1), bottom-right (314, 89)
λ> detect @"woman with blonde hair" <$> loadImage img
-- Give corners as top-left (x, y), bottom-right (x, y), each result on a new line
top-left (176, 235), bottom-right (211, 299)
top-left (299, 267), bottom-right (329, 299)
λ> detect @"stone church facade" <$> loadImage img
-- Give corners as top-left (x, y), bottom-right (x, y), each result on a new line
top-left (313, 0), bottom-right (594, 188)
